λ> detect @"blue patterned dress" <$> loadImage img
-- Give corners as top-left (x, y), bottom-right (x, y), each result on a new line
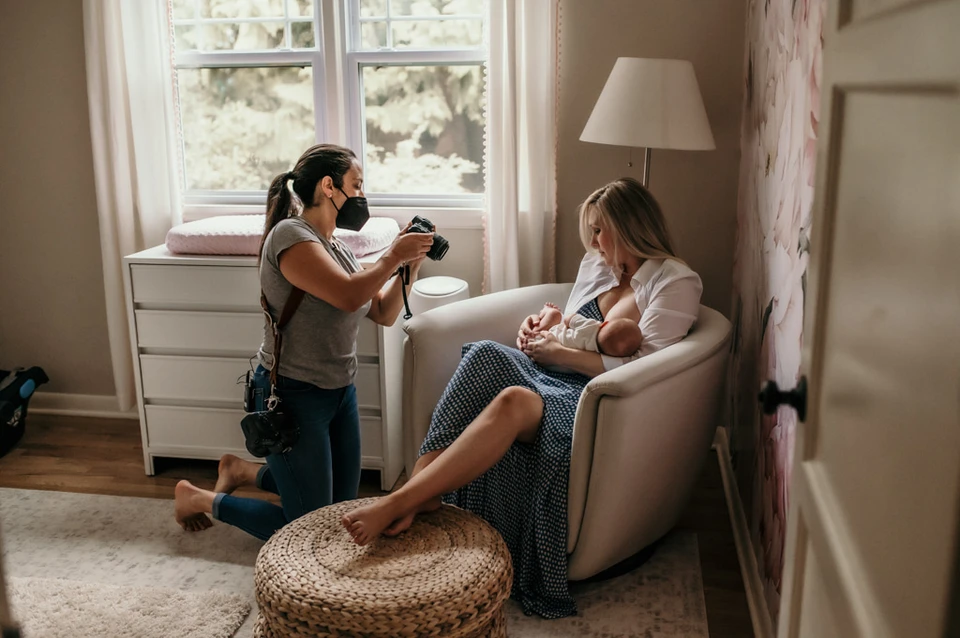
top-left (419, 298), bottom-right (604, 618)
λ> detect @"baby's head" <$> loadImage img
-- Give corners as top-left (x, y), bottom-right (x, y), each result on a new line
top-left (597, 319), bottom-right (642, 358)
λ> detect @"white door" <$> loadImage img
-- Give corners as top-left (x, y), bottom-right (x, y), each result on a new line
top-left (774, 1), bottom-right (960, 637)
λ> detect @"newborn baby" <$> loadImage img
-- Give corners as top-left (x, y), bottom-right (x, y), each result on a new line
top-left (533, 303), bottom-right (642, 374)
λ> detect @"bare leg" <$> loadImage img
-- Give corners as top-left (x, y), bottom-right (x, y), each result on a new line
top-left (342, 387), bottom-right (543, 545)
top-left (174, 480), bottom-right (217, 532)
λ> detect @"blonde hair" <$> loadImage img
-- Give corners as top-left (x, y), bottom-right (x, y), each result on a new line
top-left (578, 177), bottom-right (681, 265)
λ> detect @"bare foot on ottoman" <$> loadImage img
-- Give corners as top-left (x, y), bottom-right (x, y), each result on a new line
top-left (383, 497), bottom-right (443, 537)
top-left (341, 498), bottom-right (410, 546)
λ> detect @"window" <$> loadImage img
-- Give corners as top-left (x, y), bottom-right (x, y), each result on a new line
top-left (169, 0), bottom-right (487, 214)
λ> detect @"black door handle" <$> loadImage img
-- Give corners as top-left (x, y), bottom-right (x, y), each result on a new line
top-left (758, 376), bottom-right (808, 422)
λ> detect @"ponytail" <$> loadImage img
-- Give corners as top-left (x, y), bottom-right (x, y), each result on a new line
top-left (259, 172), bottom-right (296, 265)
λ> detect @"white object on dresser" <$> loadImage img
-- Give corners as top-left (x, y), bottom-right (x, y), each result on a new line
top-left (122, 245), bottom-right (405, 491)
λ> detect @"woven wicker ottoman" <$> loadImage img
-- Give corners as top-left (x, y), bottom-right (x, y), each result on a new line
top-left (253, 498), bottom-right (513, 637)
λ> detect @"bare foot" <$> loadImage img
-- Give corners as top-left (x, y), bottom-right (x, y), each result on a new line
top-left (383, 497), bottom-right (443, 537)
top-left (182, 513), bottom-right (213, 532)
top-left (544, 302), bottom-right (560, 310)
top-left (214, 454), bottom-right (257, 494)
top-left (340, 497), bottom-right (410, 546)
top-left (174, 480), bottom-right (214, 532)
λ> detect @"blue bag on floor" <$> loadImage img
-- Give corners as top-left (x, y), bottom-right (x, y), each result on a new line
top-left (0, 367), bottom-right (48, 458)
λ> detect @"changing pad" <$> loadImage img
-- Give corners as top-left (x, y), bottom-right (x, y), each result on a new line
top-left (165, 215), bottom-right (400, 258)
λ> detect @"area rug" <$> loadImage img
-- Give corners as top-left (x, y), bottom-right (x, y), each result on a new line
top-left (0, 488), bottom-right (708, 637)
top-left (8, 576), bottom-right (249, 638)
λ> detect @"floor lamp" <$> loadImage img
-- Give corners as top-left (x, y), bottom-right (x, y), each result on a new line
top-left (580, 58), bottom-right (716, 187)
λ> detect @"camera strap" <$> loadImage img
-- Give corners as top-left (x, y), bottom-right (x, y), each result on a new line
top-left (260, 287), bottom-right (306, 405)
top-left (397, 265), bottom-right (413, 320)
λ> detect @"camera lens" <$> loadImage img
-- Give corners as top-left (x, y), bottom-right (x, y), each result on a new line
top-left (429, 235), bottom-right (449, 261)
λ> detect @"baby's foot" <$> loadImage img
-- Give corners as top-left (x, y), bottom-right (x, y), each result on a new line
top-left (544, 302), bottom-right (560, 310)
top-left (341, 498), bottom-right (407, 546)
top-left (174, 480), bottom-right (212, 532)
top-left (214, 453), bottom-right (253, 494)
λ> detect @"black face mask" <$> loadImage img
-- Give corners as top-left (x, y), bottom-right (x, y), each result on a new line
top-left (332, 187), bottom-right (369, 231)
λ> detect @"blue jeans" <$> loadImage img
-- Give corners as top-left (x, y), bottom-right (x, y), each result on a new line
top-left (212, 365), bottom-right (362, 540)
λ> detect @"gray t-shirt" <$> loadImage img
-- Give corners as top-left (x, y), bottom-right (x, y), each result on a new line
top-left (257, 217), bottom-right (371, 389)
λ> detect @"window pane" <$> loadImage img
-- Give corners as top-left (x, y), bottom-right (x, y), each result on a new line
top-left (360, 0), bottom-right (387, 17)
top-left (174, 25), bottom-right (198, 51)
top-left (171, 0), bottom-right (196, 20)
top-left (292, 0), bottom-right (314, 17)
top-left (391, 19), bottom-right (482, 48)
top-left (362, 65), bottom-right (485, 194)
top-left (177, 67), bottom-right (316, 191)
top-left (201, 0), bottom-right (285, 18)
top-left (291, 21), bottom-right (315, 48)
top-left (389, 0), bottom-right (484, 16)
top-left (361, 22), bottom-right (387, 49)
top-left (199, 22), bottom-right (285, 50)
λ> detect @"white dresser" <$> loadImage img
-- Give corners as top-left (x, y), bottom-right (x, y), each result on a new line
top-left (122, 245), bottom-right (405, 490)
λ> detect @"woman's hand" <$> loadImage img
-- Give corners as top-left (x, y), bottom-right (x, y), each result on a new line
top-left (408, 254), bottom-right (427, 279)
top-left (521, 332), bottom-right (568, 367)
top-left (388, 223), bottom-right (434, 264)
top-left (516, 313), bottom-right (541, 349)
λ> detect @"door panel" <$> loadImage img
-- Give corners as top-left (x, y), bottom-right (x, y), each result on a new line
top-left (778, 1), bottom-right (960, 637)
top-left (817, 92), bottom-right (960, 637)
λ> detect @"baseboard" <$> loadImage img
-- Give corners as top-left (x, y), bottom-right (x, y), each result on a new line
top-left (712, 427), bottom-right (776, 638)
top-left (29, 392), bottom-right (139, 420)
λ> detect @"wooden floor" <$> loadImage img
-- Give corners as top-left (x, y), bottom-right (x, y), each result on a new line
top-left (0, 414), bottom-right (754, 638)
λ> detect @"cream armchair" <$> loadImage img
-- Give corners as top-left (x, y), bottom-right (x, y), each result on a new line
top-left (401, 283), bottom-right (731, 580)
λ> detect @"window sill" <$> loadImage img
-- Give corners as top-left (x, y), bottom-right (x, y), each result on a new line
top-left (182, 204), bottom-right (485, 230)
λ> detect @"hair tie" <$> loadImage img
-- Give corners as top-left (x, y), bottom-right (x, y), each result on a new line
top-left (285, 171), bottom-right (296, 182)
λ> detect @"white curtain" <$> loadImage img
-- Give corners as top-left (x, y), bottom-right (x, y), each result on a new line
top-left (484, 0), bottom-right (559, 293)
top-left (83, 0), bottom-right (182, 412)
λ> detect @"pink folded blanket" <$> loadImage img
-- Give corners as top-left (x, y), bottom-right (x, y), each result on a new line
top-left (165, 215), bottom-right (400, 258)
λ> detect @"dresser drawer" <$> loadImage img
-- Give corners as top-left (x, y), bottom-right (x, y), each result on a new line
top-left (360, 416), bottom-right (383, 460)
top-left (357, 319), bottom-right (379, 357)
top-left (136, 310), bottom-right (262, 353)
top-left (141, 355), bottom-right (381, 408)
top-left (144, 406), bottom-right (383, 460)
top-left (131, 265), bottom-right (260, 308)
top-left (145, 405), bottom-right (247, 451)
top-left (140, 355), bottom-right (249, 403)
top-left (355, 364), bottom-right (381, 409)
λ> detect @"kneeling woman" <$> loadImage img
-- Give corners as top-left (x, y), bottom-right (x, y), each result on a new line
top-left (341, 177), bottom-right (703, 618)
top-left (174, 144), bottom-right (434, 541)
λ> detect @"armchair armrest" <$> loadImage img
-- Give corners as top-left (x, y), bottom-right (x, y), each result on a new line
top-left (567, 306), bottom-right (732, 556)
top-left (401, 283), bottom-right (575, 474)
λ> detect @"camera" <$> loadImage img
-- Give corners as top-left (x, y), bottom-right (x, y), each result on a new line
top-left (408, 215), bottom-right (449, 261)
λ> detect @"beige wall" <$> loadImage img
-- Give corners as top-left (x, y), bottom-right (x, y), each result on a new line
top-left (0, 0), bottom-right (115, 396)
top-left (557, 0), bottom-right (747, 315)
top-left (0, 0), bottom-right (745, 400)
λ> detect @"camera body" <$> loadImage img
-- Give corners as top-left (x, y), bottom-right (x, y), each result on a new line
top-left (408, 215), bottom-right (450, 261)
top-left (240, 409), bottom-right (299, 457)
top-left (239, 370), bottom-right (299, 457)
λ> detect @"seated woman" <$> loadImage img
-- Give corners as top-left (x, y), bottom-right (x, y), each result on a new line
top-left (341, 177), bottom-right (703, 619)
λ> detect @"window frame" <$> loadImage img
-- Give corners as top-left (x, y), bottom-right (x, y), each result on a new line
top-left (171, 0), bottom-right (487, 221)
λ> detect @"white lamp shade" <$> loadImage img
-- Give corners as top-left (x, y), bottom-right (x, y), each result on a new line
top-left (580, 58), bottom-right (716, 151)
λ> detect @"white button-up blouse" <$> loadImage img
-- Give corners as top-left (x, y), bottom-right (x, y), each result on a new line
top-left (563, 252), bottom-right (703, 371)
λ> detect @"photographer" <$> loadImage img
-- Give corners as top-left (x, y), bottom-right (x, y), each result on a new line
top-left (173, 144), bottom-right (433, 539)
